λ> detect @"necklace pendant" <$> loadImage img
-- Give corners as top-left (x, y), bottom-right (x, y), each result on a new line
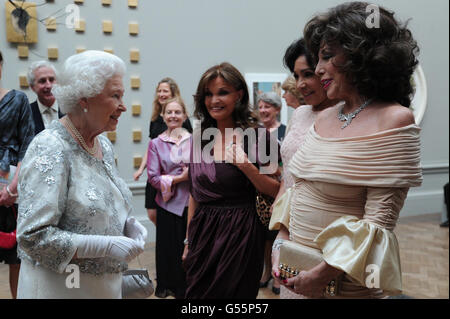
top-left (341, 118), bottom-right (352, 129)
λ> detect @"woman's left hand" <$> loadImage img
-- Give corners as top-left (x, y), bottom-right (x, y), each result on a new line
top-left (282, 261), bottom-right (343, 298)
top-left (282, 269), bottom-right (327, 298)
top-left (0, 186), bottom-right (17, 207)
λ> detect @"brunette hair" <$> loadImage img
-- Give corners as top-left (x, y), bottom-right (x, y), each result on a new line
top-left (304, 1), bottom-right (419, 107)
top-left (193, 62), bottom-right (258, 132)
top-left (151, 77), bottom-right (184, 121)
top-left (283, 38), bottom-right (315, 72)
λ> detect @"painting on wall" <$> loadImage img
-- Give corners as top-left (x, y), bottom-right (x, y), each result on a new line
top-left (245, 73), bottom-right (288, 125)
top-left (5, 1), bottom-right (38, 43)
top-left (410, 64), bottom-right (427, 125)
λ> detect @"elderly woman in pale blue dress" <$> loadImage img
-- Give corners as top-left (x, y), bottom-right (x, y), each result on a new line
top-left (16, 50), bottom-right (147, 299)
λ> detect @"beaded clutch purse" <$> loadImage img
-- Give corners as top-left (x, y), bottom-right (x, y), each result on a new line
top-left (278, 240), bottom-right (340, 297)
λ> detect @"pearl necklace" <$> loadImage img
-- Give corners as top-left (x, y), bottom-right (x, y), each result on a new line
top-left (337, 99), bottom-right (373, 129)
top-left (64, 116), bottom-right (99, 156)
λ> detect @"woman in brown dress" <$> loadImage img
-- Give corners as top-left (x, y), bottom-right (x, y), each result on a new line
top-left (182, 62), bottom-right (280, 298)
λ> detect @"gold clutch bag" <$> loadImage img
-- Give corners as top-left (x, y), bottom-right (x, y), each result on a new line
top-left (279, 240), bottom-right (340, 297)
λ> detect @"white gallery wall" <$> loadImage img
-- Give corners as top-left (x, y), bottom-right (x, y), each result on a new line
top-left (1, 0), bottom-right (448, 241)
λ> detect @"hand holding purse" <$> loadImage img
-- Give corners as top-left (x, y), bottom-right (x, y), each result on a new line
top-left (278, 240), bottom-right (341, 297)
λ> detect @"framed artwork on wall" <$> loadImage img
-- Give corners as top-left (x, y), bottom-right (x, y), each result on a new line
top-left (5, 1), bottom-right (38, 43)
top-left (411, 64), bottom-right (427, 125)
top-left (245, 73), bottom-right (288, 125)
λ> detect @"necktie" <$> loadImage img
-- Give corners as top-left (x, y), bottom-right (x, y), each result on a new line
top-left (43, 108), bottom-right (54, 128)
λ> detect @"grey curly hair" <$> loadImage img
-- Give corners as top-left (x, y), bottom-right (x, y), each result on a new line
top-left (257, 91), bottom-right (282, 109)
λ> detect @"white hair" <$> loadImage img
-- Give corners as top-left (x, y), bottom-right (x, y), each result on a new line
top-left (257, 91), bottom-right (282, 109)
top-left (27, 60), bottom-right (57, 87)
top-left (53, 50), bottom-right (126, 114)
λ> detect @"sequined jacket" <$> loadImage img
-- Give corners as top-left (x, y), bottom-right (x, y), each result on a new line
top-left (17, 121), bottom-right (133, 276)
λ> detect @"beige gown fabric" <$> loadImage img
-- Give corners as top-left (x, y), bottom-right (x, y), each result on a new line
top-left (270, 104), bottom-right (334, 231)
top-left (279, 124), bottom-right (422, 298)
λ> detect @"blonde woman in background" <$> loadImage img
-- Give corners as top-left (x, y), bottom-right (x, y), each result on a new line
top-left (282, 75), bottom-right (304, 110)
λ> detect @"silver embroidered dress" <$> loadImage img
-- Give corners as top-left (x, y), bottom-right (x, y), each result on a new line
top-left (16, 121), bottom-right (133, 298)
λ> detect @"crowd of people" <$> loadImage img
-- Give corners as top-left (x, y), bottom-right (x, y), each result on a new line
top-left (0, 1), bottom-right (424, 299)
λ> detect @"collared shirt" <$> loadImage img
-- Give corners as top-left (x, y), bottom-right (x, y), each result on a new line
top-left (0, 90), bottom-right (35, 173)
top-left (147, 129), bottom-right (191, 216)
top-left (37, 99), bottom-right (59, 128)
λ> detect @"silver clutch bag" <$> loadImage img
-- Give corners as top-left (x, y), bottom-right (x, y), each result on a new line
top-left (122, 268), bottom-right (154, 299)
top-left (279, 240), bottom-right (340, 297)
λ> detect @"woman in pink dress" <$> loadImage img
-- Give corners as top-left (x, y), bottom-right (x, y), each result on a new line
top-left (269, 38), bottom-right (339, 298)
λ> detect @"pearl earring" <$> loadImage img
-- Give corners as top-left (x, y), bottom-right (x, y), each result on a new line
top-left (83, 109), bottom-right (88, 113)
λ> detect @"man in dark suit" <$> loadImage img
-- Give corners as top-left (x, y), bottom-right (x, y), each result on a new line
top-left (27, 61), bottom-right (63, 134)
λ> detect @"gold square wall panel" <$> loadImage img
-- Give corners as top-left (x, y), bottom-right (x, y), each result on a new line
top-left (102, 0), bottom-right (112, 5)
top-left (130, 49), bottom-right (140, 62)
top-left (18, 45), bottom-right (29, 58)
top-left (19, 75), bottom-right (29, 88)
top-left (74, 0), bottom-right (84, 4)
top-left (129, 23), bottom-right (139, 35)
top-left (132, 104), bottom-right (141, 116)
top-left (131, 76), bottom-right (141, 89)
top-left (75, 19), bottom-right (86, 32)
top-left (128, 0), bottom-right (138, 8)
top-left (104, 48), bottom-right (114, 54)
top-left (46, 17), bottom-right (57, 31)
top-left (133, 130), bottom-right (142, 142)
top-left (76, 47), bottom-right (86, 53)
top-left (103, 20), bottom-right (113, 33)
top-left (133, 156), bottom-right (142, 168)
top-left (48, 47), bottom-right (59, 60)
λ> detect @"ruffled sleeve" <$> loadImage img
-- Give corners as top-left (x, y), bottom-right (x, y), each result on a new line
top-left (269, 186), bottom-right (292, 230)
top-left (315, 186), bottom-right (410, 295)
top-left (291, 124), bottom-right (423, 295)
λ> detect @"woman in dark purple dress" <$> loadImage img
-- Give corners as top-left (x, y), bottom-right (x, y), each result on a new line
top-left (182, 62), bottom-right (280, 299)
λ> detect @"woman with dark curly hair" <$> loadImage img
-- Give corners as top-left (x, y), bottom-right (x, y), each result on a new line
top-left (273, 2), bottom-right (423, 298)
top-left (182, 62), bottom-right (280, 298)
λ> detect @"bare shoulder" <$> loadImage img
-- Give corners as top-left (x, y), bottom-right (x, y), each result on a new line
top-left (315, 104), bottom-right (339, 122)
top-left (379, 104), bottom-right (415, 130)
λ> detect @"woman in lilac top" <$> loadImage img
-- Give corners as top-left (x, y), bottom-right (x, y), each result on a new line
top-left (147, 98), bottom-right (191, 299)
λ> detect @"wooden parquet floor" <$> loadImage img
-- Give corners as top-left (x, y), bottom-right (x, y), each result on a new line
top-left (0, 213), bottom-right (447, 299)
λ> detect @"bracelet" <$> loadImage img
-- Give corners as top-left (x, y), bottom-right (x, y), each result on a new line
top-left (6, 185), bottom-right (18, 197)
top-left (272, 238), bottom-right (285, 251)
top-left (183, 238), bottom-right (189, 245)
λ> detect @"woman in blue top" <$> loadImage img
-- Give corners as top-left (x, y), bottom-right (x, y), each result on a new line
top-left (0, 50), bottom-right (35, 299)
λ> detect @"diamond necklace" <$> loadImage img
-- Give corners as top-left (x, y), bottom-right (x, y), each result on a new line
top-left (64, 116), bottom-right (99, 156)
top-left (337, 99), bottom-right (373, 129)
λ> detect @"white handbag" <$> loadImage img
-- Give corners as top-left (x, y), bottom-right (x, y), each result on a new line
top-left (279, 240), bottom-right (341, 297)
